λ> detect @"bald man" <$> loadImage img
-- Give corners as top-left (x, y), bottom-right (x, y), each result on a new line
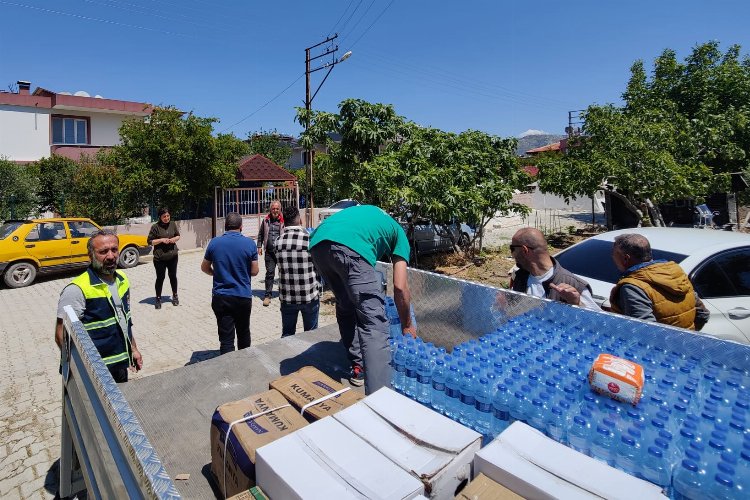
top-left (510, 228), bottom-right (600, 310)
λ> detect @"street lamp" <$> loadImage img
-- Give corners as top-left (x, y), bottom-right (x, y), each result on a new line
top-left (304, 35), bottom-right (351, 226)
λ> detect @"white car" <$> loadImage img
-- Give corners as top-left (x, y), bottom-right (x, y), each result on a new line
top-left (553, 227), bottom-right (750, 344)
top-left (317, 199), bottom-right (361, 223)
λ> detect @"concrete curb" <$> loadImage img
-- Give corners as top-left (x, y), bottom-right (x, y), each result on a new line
top-left (139, 247), bottom-right (205, 264)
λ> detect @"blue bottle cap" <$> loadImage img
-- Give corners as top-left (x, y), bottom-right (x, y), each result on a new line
top-left (685, 449), bottom-right (700, 461)
top-left (714, 474), bottom-right (733, 488)
top-left (681, 460), bottom-right (699, 472)
top-left (647, 446), bottom-right (663, 458)
top-left (690, 441), bottom-right (705, 452)
top-left (659, 429), bottom-right (673, 441)
top-left (621, 435), bottom-right (635, 446)
top-left (627, 427), bottom-right (642, 438)
top-left (596, 426), bottom-right (610, 436)
top-left (626, 408), bottom-right (641, 419)
top-left (573, 416), bottom-right (586, 426)
top-left (651, 418), bottom-right (665, 429)
top-left (603, 418), bottom-right (616, 428)
top-left (655, 437), bottom-right (670, 450)
top-left (551, 407), bottom-right (563, 416)
top-left (709, 439), bottom-right (725, 451)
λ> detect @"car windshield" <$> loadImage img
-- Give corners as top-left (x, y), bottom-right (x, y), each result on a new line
top-left (328, 200), bottom-right (359, 209)
top-left (0, 222), bottom-right (24, 240)
top-left (555, 239), bottom-right (688, 284)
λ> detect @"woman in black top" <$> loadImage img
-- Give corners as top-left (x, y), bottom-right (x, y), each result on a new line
top-left (147, 207), bottom-right (181, 309)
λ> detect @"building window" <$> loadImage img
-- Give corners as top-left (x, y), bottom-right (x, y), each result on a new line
top-left (52, 116), bottom-right (88, 144)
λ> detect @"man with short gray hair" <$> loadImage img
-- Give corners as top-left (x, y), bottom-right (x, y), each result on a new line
top-left (609, 233), bottom-right (708, 329)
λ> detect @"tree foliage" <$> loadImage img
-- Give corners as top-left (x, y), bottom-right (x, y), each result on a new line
top-left (66, 155), bottom-right (129, 225)
top-left (247, 130), bottom-right (293, 168)
top-left (112, 107), bottom-right (249, 213)
top-left (36, 155), bottom-right (78, 215)
top-left (297, 99), bottom-right (529, 249)
top-left (537, 41), bottom-right (750, 225)
top-left (0, 157), bottom-right (38, 220)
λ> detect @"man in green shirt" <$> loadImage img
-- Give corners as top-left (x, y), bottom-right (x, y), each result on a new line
top-left (310, 205), bottom-right (416, 394)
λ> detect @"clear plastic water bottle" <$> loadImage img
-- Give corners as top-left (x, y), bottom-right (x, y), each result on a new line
top-left (546, 406), bottom-right (567, 444)
top-left (568, 415), bottom-right (592, 455)
top-left (614, 434), bottom-right (641, 477)
top-left (391, 343), bottom-right (408, 393)
top-left (443, 364), bottom-right (462, 421)
top-left (705, 472), bottom-right (737, 500)
top-left (415, 350), bottom-right (433, 405)
top-left (430, 358), bottom-right (447, 415)
top-left (491, 384), bottom-right (512, 437)
top-left (641, 446), bottom-right (672, 496)
top-left (590, 421), bottom-right (617, 466)
top-left (474, 377), bottom-right (493, 443)
top-left (458, 370), bottom-right (477, 426)
top-left (528, 397), bottom-right (548, 432)
top-left (403, 347), bottom-right (418, 398)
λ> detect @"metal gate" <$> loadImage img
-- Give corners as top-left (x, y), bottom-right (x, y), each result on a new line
top-left (214, 185), bottom-right (299, 239)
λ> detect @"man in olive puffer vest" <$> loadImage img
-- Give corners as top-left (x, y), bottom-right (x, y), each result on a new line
top-left (609, 233), bottom-right (708, 330)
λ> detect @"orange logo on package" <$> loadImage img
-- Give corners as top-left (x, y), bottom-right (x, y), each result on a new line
top-left (588, 353), bottom-right (644, 405)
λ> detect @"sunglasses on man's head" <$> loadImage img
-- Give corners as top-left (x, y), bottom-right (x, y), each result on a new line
top-left (509, 244), bottom-right (534, 252)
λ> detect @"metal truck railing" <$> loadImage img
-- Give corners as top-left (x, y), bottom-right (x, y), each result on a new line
top-left (59, 305), bottom-right (180, 499)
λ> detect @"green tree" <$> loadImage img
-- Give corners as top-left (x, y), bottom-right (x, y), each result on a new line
top-left (113, 106), bottom-right (249, 213)
top-left (537, 41), bottom-right (750, 225)
top-left (297, 98), bottom-right (407, 201)
top-left (66, 156), bottom-right (128, 225)
top-left (247, 130), bottom-right (293, 168)
top-left (35, 155), bottom-right (78, 216)
top-left (0, 158), bottom-right (39, 220)
top-left (360, 125), bottom-right (529, 251)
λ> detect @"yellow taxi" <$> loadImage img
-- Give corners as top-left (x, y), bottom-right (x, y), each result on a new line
top-left (0, 218), bottom-right (151, 288)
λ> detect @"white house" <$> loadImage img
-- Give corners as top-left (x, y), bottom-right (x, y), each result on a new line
top-left (0, 80), bottom-right (151, 163)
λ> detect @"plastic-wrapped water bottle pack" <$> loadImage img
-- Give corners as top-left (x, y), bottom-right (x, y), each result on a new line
top-left (385, 298), bottom-right (749, 499)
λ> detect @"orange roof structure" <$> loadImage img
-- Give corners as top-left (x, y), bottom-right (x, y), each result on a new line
top-left (236, 154), bottom-right (296, 182)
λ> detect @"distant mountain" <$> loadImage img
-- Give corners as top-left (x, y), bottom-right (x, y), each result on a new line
top-left (516, 134), bottom-right (566, 156)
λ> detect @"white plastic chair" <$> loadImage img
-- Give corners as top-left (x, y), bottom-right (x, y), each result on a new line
top-left (694, 204), bottom-right (720, 228)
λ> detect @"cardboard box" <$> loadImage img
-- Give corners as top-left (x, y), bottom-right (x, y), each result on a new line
top-left (334, 388), bottom-right (482, 499)
top-left (256, 415), bottom-right (424, 499)
top-left (269, 366), bottom-right (364, 420)
top-left (455, 473), bottom-right (524, 500)
top-left (474, 422), bottom-right (667, 500)
top-left (210, 389), bottom-right (309, 498)
top-left (227, 486), bottom-right (269, 500)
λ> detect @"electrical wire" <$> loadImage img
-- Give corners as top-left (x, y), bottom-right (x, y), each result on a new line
top-left (0, 0), bottom-right (193, 37)
top-left (336, 0), bottom-right (363, 37)
top-left (338, 0), bottom-right (376, 45)
top-left (328, 0), bottom-right (355, 36)
top-left (218, 74), bottom-right (304, 134)
top-left (346, 0), bottom-right (395, 49)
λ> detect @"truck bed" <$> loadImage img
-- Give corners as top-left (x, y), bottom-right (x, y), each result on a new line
top-left (121, 324), bottom-right (353, 499)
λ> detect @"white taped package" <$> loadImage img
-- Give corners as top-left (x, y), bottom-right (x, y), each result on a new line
top-left (333, 388), bottom-right (482, 499)
top-left (474, 422), bottom-right (668, 500)
top-left (255, 415), bottom-right (424, 499)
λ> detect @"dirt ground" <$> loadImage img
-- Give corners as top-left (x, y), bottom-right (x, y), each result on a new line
top-left (417, 229), bottom-right (596, 289)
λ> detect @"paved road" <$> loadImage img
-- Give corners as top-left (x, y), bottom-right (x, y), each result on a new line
top-left (0, 250), bottom-right (335, 498)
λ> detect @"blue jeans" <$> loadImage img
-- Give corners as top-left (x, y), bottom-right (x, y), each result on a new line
top-left (280, 301), bottom-right (320, 337)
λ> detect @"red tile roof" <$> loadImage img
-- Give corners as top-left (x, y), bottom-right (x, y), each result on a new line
top-left (526, 142), bottom-right (562, 154)
top-left (521, 165), bottom-right (539, 177)
top-left (237, 154), bottom-right (297, 182)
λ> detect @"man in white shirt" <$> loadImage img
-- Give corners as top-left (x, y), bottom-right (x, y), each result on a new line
top-left (509, 228), bottom-right (600, 310)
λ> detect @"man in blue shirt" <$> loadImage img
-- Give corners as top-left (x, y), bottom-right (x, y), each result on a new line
top-left (201, 212), bottom-right (259, 354)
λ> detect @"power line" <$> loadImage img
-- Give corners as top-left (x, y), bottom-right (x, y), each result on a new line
top-left (347, 0), bottom-right (395, 49)
top-left (339, 0), bottom-right (376, 45)
top-left (336, 0), bottom-right (363, 36)
top-left (0, 0), bottom-right (193, 37)
top-left (218, 74), bottom-right (304, 135)
top-left (76, 0), bottom-right (233, 34)
top-left (328, 0), bottom-right (355, 36)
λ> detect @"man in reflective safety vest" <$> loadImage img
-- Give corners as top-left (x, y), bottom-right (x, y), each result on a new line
top-left (55, 229), bottom-right (143, 382)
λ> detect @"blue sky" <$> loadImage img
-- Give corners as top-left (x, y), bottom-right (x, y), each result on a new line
top-left (2, 1), bottom-right (750, 140)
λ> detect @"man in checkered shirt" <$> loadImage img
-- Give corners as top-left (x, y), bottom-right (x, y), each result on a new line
top-left (274, 205), bottom-right (321, 336)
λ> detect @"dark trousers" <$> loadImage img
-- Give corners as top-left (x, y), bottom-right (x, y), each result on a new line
top-left (264, 250), bottom-right (277, 298)
top-left (280, 300), bottom-right (320, 337)
top-left (310, 241), bottom-right (391, 395)
top-left (109, 364), bottom-right (129, 383)
top-left (154, 256), bottom-right (178, 297)
top-left (211, 295), bottom-right (252, 354)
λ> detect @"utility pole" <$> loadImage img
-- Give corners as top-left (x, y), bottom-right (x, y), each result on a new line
top-left (304, 34), bottom-right (351, 227)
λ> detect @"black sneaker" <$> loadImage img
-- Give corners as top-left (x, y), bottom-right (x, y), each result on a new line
top-left (172, 295), bottom-right (179, 306)
top-left (349, 365), bottom-right (365, 387)
top-left (155, 298), bottom-right (162, 310)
